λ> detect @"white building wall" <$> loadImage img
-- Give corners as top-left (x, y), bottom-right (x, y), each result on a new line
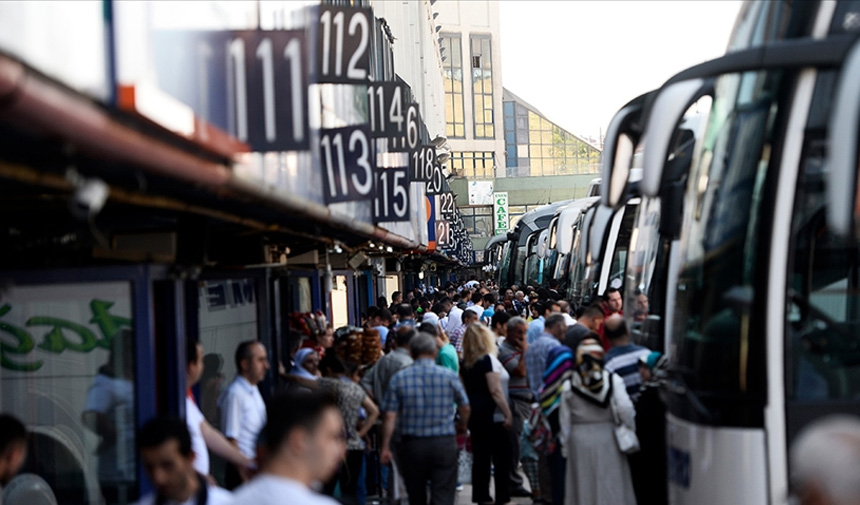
top-left (371, 0), bottom-right (447, 142)
top-left (434, 0), bottom-right (506, 178)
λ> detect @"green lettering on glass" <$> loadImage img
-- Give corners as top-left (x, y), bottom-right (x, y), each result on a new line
top-left (0, 304), bottom-right (42, 372)
top-left (30, 317), bottom-right (99, 353)
top-left (0, 299), bottom-right (132, 372)
top-left (89, 300), bottom-right (132, 347)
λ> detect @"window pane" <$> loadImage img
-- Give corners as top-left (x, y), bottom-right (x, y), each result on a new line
top-left (198, 278), bottom-right (259, 486)
top-left (2, 281), bottom-right (137, 504)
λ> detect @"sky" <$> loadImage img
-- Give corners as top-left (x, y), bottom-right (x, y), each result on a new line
top-left (499, 1), bottom-right (743, 142)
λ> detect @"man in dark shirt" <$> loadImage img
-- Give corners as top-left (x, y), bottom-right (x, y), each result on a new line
top-left (564, 305), bottom-right (605, 350)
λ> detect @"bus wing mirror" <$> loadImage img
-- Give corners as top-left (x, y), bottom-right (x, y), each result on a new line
top-left (600, 93), bottom-right (650, 209)
top-left (537, 229), bottom-right (549, 259)
top-left (828, 40), bottom-right (860, 238)
top-left (641, 78), bottom-right (713, 198)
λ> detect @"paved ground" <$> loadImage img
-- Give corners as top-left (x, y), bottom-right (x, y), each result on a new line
top-left (456, 483), bottom-right (534, 505)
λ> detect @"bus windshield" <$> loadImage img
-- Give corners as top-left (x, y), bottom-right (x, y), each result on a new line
top-left (669, 69), bottom-right (788, 427)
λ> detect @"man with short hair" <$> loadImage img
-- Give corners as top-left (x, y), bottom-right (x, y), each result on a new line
top-left (442, 297), bottom-right (463, 338)
top-left (394, 303), bottom-right (416, 329)
top-left (133, 416), bottom-right (233, 505)
top-left (513, 291), bottom-right (527, 316)
top-left (603, 316), bottom-right (650, 401)
top-left (361, 328), bottom-right (415, 404)
top-left (390, 291), bottom-right (403, 311)
top-left (219, 340), bottom-right (270, 489)
top-left (557, 300), bottom-right (577, 327)
top-left (185, 340), bottom-right (252, 480)
top-left (481, 293), bottom-right (497, 322)
top-left (527, 301), bottom-right (561, 344)
top-left (524, 314), bottom-right (566, 399)
top-left (564, 305), bottom-right (605, 350)
top-left (498, 317), bottom-right (533, 498)
top-left (0, 414), bottom-right (27, 494)
top-left (449, 308), bottom-right (478, 355)
top-left (380, 333), bottom-right (471, 505)
top-left (605, 287), bottom-right (624, 316)
top-left (231, 392), bottom-right (345, 505)
top-left (491, 311), bottom-right (511, 344)
top-left (367, 307), bottom-right (392, 347)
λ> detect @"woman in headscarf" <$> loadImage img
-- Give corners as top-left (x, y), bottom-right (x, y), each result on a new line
top-left (559, 338), bottom-right (636, 505)
top-left (289, 348), bottom-right (320, 380)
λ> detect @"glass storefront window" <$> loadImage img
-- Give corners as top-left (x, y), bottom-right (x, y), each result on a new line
top-left (1, 281), bottom-right (135, 505)
top-left (196, 278), bottom-right (258, 485)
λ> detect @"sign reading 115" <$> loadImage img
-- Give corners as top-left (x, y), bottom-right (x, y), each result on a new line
top-left (374, 167), bottom-right (411, 222)
top-left (320, 125), bottom-right (376, 204)
top-left (227, 30), bottom-right (309, 151)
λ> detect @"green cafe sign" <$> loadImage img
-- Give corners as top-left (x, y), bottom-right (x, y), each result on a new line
top-left (0, 300), bottom-right (132, 372)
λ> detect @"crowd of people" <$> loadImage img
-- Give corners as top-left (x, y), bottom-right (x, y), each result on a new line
top-left (2, 278), bottom-right (860, 505)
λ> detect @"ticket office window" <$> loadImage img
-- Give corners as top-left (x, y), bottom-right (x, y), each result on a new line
top-left (0, 279), bottom-right (137, 505)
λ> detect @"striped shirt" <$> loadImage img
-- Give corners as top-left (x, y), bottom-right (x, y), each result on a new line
top-left (449, 324), bottom-right (467, 353)
top-left (498, 341), bottom-right (533, 400)
top-left (604, 344), bottom-right (651, 401)
top-left (382, 358), bottom-right (469, 437)
top-left (524, 334), bottom-right (562, 398)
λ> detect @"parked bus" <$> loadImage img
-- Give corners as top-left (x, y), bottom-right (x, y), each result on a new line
top-left (598, 1), bottom-right (860, 503)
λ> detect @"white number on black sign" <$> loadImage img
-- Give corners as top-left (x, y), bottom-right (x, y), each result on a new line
top-left (439, 192), bottom-right (456, 217)
top-left (436, 221), bottom-right (451, 247)
top-left (390, 104), bottom-right (420, 152)
top-left (411, 146), bottom-right (435, 182)
top-left (320, 125), bottom-right (375, 204)
top-left (226, 31), bottom-right (308, 150)
top-left (374, 167), bottom-right (410, 222)
top-left (367, 83), bottom-right (406, 137)
top-left (318, 6), bottom-right (370, 83)
top-left (426, 163), bottom-right (444, 195)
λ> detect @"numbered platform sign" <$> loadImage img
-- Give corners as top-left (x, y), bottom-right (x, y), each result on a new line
top-left (439, 191), bottom-right (456, 219)
top-left (425, 162), bottom-right (444, 195)
top-left (320, 125), bottom-right (376, 204)
top-left (389, 103), bottom-right (420, 152)
top-left (373, 167), bottom-right (411, 223)
top-left (411, 146), bottom-right (435, 183)
top-left (317, 5), bottom-right (371, 84)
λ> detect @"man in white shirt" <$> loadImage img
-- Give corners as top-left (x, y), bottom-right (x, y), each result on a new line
top-left (218, 341), bottom-right (269, 489)
top-left (133, 416), bottom-right (232, 505)
top-left (442, 297), bottom-right (462, 336)
top-left (230, 392), bottom-right (345, 505)
top-left (185, 341), bottom-right (252, 480)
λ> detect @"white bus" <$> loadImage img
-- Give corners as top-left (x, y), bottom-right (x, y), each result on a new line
top-left (599, 1), bottom-right (860, 503)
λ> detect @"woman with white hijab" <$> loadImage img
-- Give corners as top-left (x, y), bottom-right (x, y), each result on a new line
top-left (559, 338), bottom-right (637, 505)
top-left (290, 348), bottom-right (320, 380)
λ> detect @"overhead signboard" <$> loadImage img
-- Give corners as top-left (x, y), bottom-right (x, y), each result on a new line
top-left (319, 125), bottom-right (376, 204)
top-left (148, 29), bottom-right (310, 151)
top-left (494, 192), bottom-right (509, 235)
top-left (469, 180), bottom-right (494, 205)
top-left (373, 167), bottom-right (411, 223)
top-left (411, 146), bottom-right (435, 183)
top-left (317, 5), bottom-right (371, 84)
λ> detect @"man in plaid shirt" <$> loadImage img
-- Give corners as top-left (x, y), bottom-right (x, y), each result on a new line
top-left (380, 333), bottom-right (471, 505)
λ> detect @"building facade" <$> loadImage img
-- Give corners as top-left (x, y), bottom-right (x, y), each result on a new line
top-left (435, 0), bottom-right (602, 253)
